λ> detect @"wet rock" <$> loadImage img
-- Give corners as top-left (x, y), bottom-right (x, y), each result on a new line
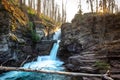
top-left (22, 46), bottom-right (32, 53)
top-left (0, 44), bottom-right (8, 52)
top-left (65, 64), bottom-right (75, 71)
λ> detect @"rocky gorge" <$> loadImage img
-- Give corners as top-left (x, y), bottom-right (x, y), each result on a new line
top-left (0, 0), bottom-right (120, 80)
top-left (0, 0), bottom-right (58, 71)
top-left (58, 13), bottom-right (120, 79)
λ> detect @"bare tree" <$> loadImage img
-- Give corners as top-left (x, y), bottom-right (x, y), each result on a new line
top-left (57, 8), bottom-right (61, 22)
top-left (90, 0), bottom-right (94, 13)
top-left (37, 0), bottom-right (41, 14)
top-left (28, 0), bottom-right (32, 8)
top-left (52, 0), bottom-right (55, 19)
top-left (86, 0), bottom-right (94, 13)
top-left (54, 4), bottom-right (58, 21)
top-left (96, 0), bottom-right (98, 13)
top-left (62, 0), bottom-right (67, 23)
top-left (22, 0), bottom-right (26, 5)
top-left (111, 0), bottom-right (115, 13)
top-left (43, 0), bottom-right (46, 15)
top-left (78, 0), bottom-right (82, 14)
top-left (115, 4), bottom-right (119, 13)
top-left (33, 0), bottom-right (36, 9)
top-left (103, 0), bottom-right (107, 13)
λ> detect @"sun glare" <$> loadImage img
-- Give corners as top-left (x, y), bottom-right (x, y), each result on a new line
top-left (99, 8), bottom-right (103, 13)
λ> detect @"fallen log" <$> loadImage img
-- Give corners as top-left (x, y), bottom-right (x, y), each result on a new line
top-left (0, 66), bottom-right (103, 77)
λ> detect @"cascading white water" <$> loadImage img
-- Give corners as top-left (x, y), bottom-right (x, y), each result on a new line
top-left (50, 40), bottom-right (60, 60)
top-left (0, 29), bottom-right (70, 80)
top-left (53, 29), bottom-right (61, 40)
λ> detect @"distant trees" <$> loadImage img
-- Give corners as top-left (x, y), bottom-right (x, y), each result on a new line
top-left (78, 0), bottom-right (82, 14)
top-left (107, 0), bottom-right (116, 13)
top-left (86, 0), bottom-right (118, 13)
top-left (86, 0), bottom-right (94, 13)
top-left (42, 0), bottom-right (66, 23)
top-left (28, 0), bottom-right (32, 8)
top-left (16, 0), bottom-right (66, 23)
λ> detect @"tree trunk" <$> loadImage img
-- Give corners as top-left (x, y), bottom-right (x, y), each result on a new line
top-left (43, 0), bottom-right (46, 15)
top-left (52, 0), bottom-right (55, 19)
top-left (37, 0), bottom-right (41, 14)
top-left (19, 0), bottom-right (22, 6)
top-left (62, 0), bottom-right (64, 23)
top-left (54, 4), bottom-right (58, 22)
top-left (28, 0), bottom-right (32, 8)
top-left (96, 0), bottom-right (98, 13)
top-left (111, 0), bottom-right (115, 13)
top-left (22, 0), bottom-right (25, 5)
top-left (108, 0), bottom-right (111, 12)
top-left (89, 0), bottom-right (93, 13)
top-left (103, 0), bottom-right (107, 13)
top-left (0, 66), bottom-right (103, 77)
top-left (33, 0), bottom-right (35, 9)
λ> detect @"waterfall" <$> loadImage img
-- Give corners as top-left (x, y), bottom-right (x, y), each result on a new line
top-left (53, 29), bottom-right (61, 40)
top-left (50, 40), bottom-right (60, 60)
top-left (50, 29), bottom-right (61, 60)
top-left (0, 29), bottom-right (70, 80)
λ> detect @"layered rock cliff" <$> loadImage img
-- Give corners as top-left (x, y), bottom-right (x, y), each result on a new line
top-left (59, 13), bottom-right (120, 79)
top-left (0, 0), bottom-right (57, 68)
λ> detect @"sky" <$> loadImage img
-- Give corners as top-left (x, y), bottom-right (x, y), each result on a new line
top-left (55, 0), bottom-right (120, 22)
top-left (55, 0), bottom-right (90, 22)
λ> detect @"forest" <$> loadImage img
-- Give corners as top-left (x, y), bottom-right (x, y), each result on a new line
top-left (0, 0), bottom-right (120, 80)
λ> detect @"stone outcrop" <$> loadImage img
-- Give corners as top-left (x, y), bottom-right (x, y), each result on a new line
top-left (0, 0), bottom-right (55, 69)
top-left (59, 13), bottom-right (120, 79)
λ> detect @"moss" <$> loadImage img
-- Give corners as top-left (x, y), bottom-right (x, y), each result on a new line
top-left (29, 22), bottom-right (40, 42)
top-left (94, 61), bottom-right (110, 70)
top-left (27, 7), bottom-right (36, 15)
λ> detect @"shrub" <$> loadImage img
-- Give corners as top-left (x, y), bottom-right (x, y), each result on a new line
top-left (29, 22), bottom-right (40, 42)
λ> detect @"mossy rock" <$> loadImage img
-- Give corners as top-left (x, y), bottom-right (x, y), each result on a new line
top-left (94, 61), bottom-right (110, 70)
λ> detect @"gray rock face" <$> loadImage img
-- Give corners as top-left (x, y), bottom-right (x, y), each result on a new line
top-left (0, 1), bottom-right (57, 72)
top-left (59, 13), bottom-right (120, 77)
top-left (0, 35), bottom-right (9, 52)
top-left (0, 44), bottom-right (8, 52)
top-left (0, 11), bottom-right (10, 34)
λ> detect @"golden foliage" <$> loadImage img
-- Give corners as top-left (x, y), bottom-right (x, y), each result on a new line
top-left (2, 0), bottom-right (28, 26)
